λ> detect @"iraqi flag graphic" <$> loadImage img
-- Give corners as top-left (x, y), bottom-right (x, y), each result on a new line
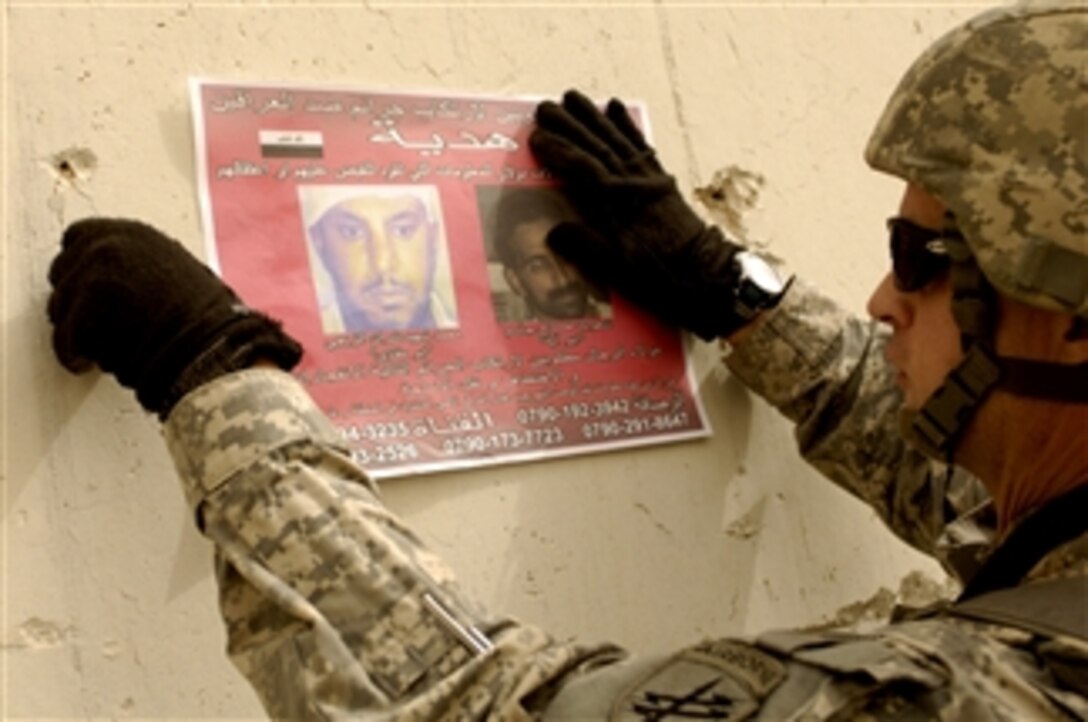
top-left (259, 130), bottom-right (324, 158)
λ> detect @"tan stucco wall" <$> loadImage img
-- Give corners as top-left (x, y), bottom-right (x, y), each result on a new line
top-left (3, 2), bottom-right (980, 718)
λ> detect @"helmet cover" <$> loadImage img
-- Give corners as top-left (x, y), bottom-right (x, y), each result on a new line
top-left (866, 2), bottom-right (1087, 318)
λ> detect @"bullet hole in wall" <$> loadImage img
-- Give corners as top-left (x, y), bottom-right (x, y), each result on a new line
top-left (48, 146), bottom-right (98, 186)
top-left (43, 147), bottom-right (100, 222)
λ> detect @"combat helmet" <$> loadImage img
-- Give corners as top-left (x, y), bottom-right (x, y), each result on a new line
top-left (864, 1), bottom-right (1088, 459)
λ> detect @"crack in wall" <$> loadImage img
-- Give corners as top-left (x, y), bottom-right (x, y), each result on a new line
top-left (654, 2), bottom-right (700, 188)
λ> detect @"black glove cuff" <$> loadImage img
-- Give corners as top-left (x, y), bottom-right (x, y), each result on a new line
top-left (682, 227), bottom-right (749, 341)
top-left (146, 312), bottom-right (303, 420)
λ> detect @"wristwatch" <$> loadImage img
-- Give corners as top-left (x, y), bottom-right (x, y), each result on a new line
top-left (732, 250), bottom-right (790, 320)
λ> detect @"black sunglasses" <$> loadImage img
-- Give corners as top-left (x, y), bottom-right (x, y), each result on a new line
top-left (887, 217), bottom-right (961, 292)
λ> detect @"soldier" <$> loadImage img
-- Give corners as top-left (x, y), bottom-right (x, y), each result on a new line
top-left (46, 3), bottom-right (1086, 719)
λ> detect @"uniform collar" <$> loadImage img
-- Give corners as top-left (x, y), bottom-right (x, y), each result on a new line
top-left (958, 483), bottom-right (1088, 601)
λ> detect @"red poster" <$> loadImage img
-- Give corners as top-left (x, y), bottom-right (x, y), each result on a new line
top-left (190, 80), bottom-right (709, 478)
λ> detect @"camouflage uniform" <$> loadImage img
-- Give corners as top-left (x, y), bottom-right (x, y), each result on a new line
top-left (164, 359), bottom-right (1087, 720)
top-left (161, 2), bottom-right (1088, 719)
top-left (723, 281), bottom-right (997, 581)
top-left (165, 368), bottom-right (623, 720)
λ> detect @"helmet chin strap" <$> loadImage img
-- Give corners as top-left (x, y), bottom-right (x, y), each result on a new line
top-left (901, 233), bottom-right (1088, 462)
top-left (899, 346), bottom-right (1001, 462)
top-left (996, 357), bottom-right (1088, 402)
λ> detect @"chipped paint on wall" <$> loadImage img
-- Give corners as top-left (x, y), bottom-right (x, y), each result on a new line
top-left (810, 570), bottom-right (960, 633)
top-left (694, 165), bottom-right (766, 244)
top-left (16, 618), bottom-right (75, 650)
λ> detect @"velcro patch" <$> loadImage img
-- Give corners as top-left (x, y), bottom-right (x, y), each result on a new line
top-left (612, 640), bottom-right (786, 721)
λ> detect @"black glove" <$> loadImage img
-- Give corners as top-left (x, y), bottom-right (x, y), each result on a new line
top-left (530, 89), bottom-right (751, 340)
top-left (47, 218), bottom-right (302, 419)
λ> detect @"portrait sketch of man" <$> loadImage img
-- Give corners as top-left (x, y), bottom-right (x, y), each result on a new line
top-left (478, 185), bottom-right (611, 323)
top-left (299, 185), bottom-right (459, 335)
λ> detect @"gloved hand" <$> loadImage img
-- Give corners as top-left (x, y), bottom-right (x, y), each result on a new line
top-left (47, 218), bottom-right (302, 419)
top-left (530, 89), bottom-right (752, 340)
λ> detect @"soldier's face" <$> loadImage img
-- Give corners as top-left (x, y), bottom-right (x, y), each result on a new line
top-left (867, 184), bottom-right (963, 410)
top-left (313, 195), bottom-right (435, 331)
top-left (503, 218), bottom-right (590, 320)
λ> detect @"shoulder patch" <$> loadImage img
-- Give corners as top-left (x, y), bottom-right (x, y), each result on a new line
top-left (611, 640), bottom-right (786, 721)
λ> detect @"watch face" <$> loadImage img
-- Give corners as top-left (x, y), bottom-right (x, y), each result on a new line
top-left (738, 282), bottom-right (767, 310)
top-left (738, 251), bottom-right (786, 295)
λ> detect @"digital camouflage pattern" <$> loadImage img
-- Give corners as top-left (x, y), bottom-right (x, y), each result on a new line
top-left (726, 278), bottom-right (1087, 585)
top-left (164, 351), bottom-right (1087, 720)
top-left (164, 368), bottom-right (623, 719)
top-left (865, 1), bottom-right (1088, 319)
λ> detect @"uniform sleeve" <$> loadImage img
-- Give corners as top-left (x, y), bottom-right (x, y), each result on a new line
top-left (162, 369), bottom-right (624, 720)
top-left (723, 280), bottom-right (994, 575)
